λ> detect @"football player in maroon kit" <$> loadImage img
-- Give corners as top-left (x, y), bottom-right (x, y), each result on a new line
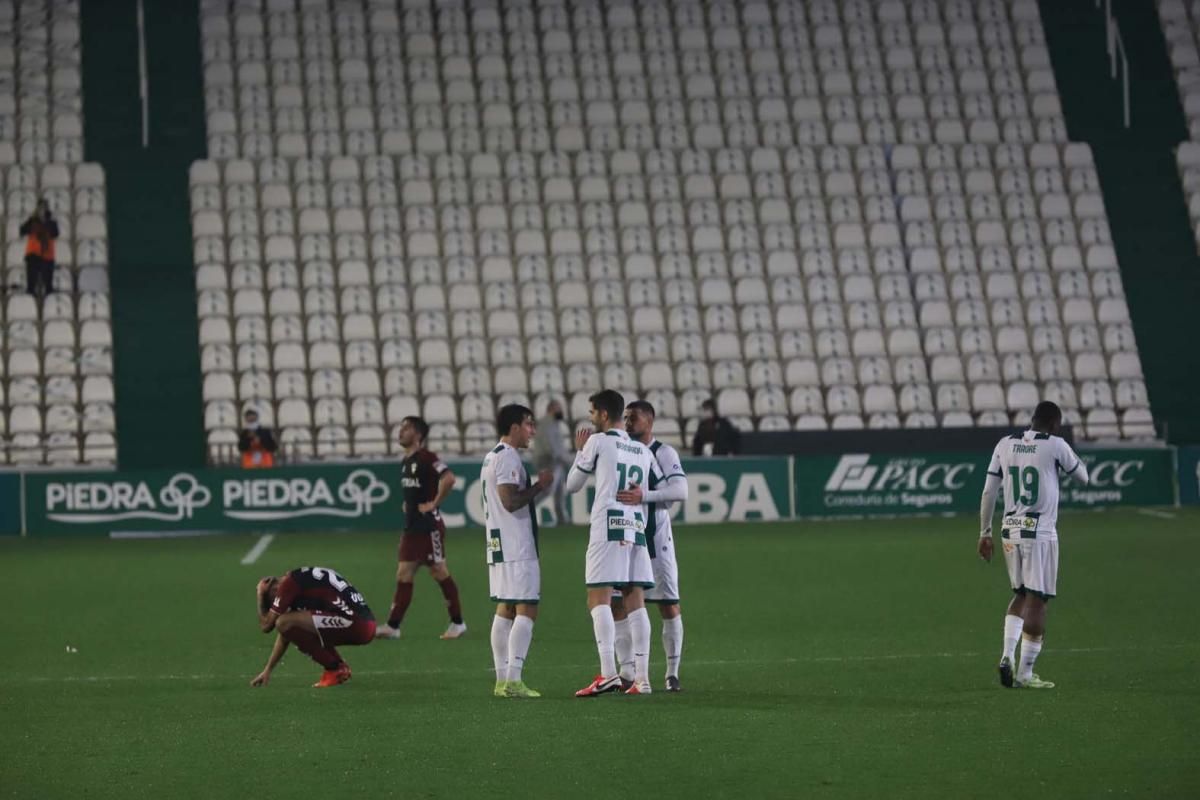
top-left (251, 566), bottom-right (376, 688)
top-left (376, 416), bottom-right (467, 641)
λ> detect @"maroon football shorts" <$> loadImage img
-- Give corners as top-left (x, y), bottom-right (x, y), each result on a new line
top-left (311, 612), bottom-right (376, 647)
top-left (398, 523), bottom-right (446, 565)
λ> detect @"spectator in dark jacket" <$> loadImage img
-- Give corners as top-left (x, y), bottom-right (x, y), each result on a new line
top-left (238, 409), bottom-right (278, 468)
top-left (691, 399), bottom-right (741, 456)
top-left (20, 199), bottom-right (58, 299)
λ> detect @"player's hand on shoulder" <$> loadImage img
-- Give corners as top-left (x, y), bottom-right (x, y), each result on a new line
top-left (574, 426), bottom-right (594, 451)
top-left (616, 485), bottom-right (644, 505)
top-left (977, 535), bottom-right (993, 563)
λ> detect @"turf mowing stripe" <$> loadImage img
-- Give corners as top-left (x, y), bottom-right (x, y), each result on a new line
top-left (1136, 509), bottom-right (1177, 520)
top-left (25, 643), bottom-right (1199, 684)
top-left (109, 530), bottom-right (228, 540)
top-left (239, 533), bottom-right (275, 565)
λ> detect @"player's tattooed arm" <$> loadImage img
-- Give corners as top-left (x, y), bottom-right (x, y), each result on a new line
top-left (497, 470), bottom-right (554, 512)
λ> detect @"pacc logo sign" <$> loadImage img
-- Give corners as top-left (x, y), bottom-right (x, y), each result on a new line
top-left (822, 454), bottom-right (976, 510)
top-left (825, 454), bottom-right (976, 493)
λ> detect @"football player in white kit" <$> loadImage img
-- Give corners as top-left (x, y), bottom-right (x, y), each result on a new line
top-left (481, 404), bottom-right (555, 699)
top-left (565, 389), bottom-right (662, 697)
top-left (978, 401), bottom-right (1090, 689)
top-left (613, 400), bottom-right (689, 692)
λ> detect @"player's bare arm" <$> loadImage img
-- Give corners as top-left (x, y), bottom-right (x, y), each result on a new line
top-left (498, 470), bottom-right (553, 512)
top-left (256, 577), bottom-right (281, 632)
top-left (419, 470), bottom-right (456, 513)
top-left (259, 609), bottom-right (280, 633)
top-left (251, 633), bottom-right (290, 687)
top-left (978, 463), bottom-right (1002, 563)
top-left (617, 475), bottom-right (687, 506)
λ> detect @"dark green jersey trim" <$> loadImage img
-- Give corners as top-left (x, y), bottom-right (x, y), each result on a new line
top-left (575, 464), bottom-right (595, 474)
top-left (987, 469), bottom-right (1002, 477)
top-left (527, 473), bottom-right (540, 556)
top-left (491, 444), bottom-right (505, 454)
top-left (1012, 586), bottom-right (1055, 601)
top-left (1033, 433), bottom-right (1050, 440)
top-left (490, 597), bottom-right (540, 605)
top-left (1064, 461), bottom-right (1080, 475)
top-left (604, 430), bottom-right (621, 437)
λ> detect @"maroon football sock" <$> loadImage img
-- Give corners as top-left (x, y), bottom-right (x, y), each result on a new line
top-left (281, 627), bottom-right (342, 670)
top-left (388, 581), bottom-right (414, 627)
top-left (438, 576), bottom-right (463, 624)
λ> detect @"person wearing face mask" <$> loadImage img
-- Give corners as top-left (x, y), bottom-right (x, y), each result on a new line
top-left (238, 408), bottom-right (278, 468)
top-left (532, 400), bottom-right (573, 526)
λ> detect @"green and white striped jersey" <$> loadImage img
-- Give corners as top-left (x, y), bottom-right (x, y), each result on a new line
top-left (481, 442), bottom-right (538, 564)
top-left (986, 430), bottom-right (1085, 539)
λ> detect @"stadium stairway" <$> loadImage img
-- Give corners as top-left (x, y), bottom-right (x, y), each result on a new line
top-left (82, 0), bottom-right (207, 468)
top-left (1040, 0), bottom-right (1200, 443)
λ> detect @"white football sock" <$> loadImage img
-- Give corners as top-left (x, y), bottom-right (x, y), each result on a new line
top-left (590, 604), bottom-right (617, 678)
top-left (1018, 634), bottom-right (1043, 681)
top-left (1002, 614), bottom-right (1024, 661)
top-left (506, 615), bottom-right (534, 683)
top-left (490, 615), bottom-right (513, 682)
top-left (628, 607), bottom-right (651, 683)
top-left (662, 615), bottom-right (684, 678)
top-left (614, 617), bottom-right (635, 681)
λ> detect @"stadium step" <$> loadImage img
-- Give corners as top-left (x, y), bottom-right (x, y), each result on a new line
top-left (82, 0), bottom-right (208, 467)
top-left (1039, 0), bottom-right (1200, 443)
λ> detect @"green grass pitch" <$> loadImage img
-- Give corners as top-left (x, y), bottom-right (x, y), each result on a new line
top-left (2, 509), bottom-right (1198, 799)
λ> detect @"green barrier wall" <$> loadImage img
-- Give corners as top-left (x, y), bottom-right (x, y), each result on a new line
top-left (793, 447), bottom-right (1176, 517)
top-left (0, 474), bottom-right (21, 535)
top-left (21, 457), bottom-right (794, 536)
top-left (1177, 447), bottom-right (1200, 506)
top-left (16, 447), bottom-right (1174, 536)
top-left (1064, 448), bottom-right (1177, 508)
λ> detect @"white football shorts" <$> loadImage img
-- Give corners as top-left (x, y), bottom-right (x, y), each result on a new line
top-left (488, 558), bottom-right (540, 604)
top-left (1002, 534), bottom-right (1059, 599)
top-left (585, 539), bottom-right (654, 588)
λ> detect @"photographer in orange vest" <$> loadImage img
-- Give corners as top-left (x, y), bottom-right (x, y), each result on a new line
top-left (238, 408), bottom-right (278, 468)
top-left (20, 198), bottom-right (58, 299)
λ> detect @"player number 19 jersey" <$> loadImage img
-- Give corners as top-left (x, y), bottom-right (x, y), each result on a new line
top-left (481, 443), bottom-right (538, 564)
top-left (986, 431), bottom-right (1084, 538)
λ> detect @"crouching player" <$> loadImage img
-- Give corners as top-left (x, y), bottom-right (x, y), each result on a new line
top-left (252, 566), bottom-right (376, 688)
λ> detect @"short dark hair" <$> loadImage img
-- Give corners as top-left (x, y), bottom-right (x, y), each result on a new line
top-left (589, 389), bottom-right (625, 423)
top-left (497, 404), bottom-right (533, 436)
top-left (701, 398), bottom-right (716, 412)
top-left (1031, 401), bottom-right (1062, 431)
top-left (626, 400), bottom-right (656, 417)
top-left (402, 416), bottom-right (430, 443)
